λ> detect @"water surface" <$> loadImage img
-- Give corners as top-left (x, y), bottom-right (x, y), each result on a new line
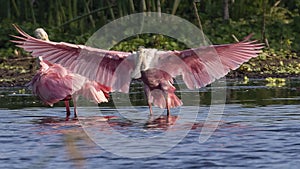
top-left (1, 78), bottom-right (300, 168)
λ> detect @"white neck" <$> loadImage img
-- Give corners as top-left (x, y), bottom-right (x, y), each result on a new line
top-left (131, 48), bottom-right (158, 79)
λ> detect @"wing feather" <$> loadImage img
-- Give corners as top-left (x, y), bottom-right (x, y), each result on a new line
top-left (11, 24), bottom-right (134, 92)
top-left (155, 38), bottom-right (264, 89)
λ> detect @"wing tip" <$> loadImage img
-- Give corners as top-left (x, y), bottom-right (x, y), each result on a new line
top-left (242, 33), bottom-right (255, 42)
top-left (12, 24), bottom-right (32, 39)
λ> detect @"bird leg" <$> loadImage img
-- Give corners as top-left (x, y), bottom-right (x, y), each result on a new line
top-left (144, 85), bottom-right (153, 116)
top-left (73, 98), bottom-right (78, 118)
top-left (166, 108), bottom-right (170, 116)
top-left (64, 100), bottom-right (71, 120)
top-left (165, 93), bottom-right (170, 116)
top-left (148, 102), bottom-right (153, 116)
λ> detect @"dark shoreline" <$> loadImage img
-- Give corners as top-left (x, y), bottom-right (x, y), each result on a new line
top-left (0, 56), bottom-right (299, 88)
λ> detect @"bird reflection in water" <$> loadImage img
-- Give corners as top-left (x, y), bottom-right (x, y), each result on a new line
top-left (34, 116), bottom-right (105, 169)
top-left (145, 115), bottom-right (179, 130)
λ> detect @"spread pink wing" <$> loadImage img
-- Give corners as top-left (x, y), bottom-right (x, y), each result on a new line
top-left (155, 37), bottom-right (264, 89)
top-left (11, 24), bottom-right (134, 93)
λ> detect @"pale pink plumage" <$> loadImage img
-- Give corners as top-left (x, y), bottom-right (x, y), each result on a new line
top-left (30, 58), bottom-right (110, 118)
top-left (30, 59), bottom-right (84, 106)
top-left (12, 24), bottom-right (264, 116)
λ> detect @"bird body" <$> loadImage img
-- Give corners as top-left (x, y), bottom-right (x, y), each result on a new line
top-left (141, 68), bottom-right (182, 115)
top-left (30, 58), bottom-right (110, 118)
top-left (30, 58), bottom-right (85, 106)
top-left (12, 24), bottom-right (264, 116)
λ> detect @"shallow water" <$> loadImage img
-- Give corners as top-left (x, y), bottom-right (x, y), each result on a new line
top-left (1, 78), bottom-right (300, 168)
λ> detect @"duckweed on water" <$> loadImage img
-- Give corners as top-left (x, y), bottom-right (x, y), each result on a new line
top-left (265, 77), bottom-right (286, 87)
top-left (232, 48), bottom-right (300, 78)
top-left (243, 76), bottom-right (249, 84)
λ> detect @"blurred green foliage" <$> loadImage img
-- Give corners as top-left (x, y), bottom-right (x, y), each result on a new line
top-left (112, 34), bottom-right (187, 51)
top-left (0, 0), bottom-right (299, 61)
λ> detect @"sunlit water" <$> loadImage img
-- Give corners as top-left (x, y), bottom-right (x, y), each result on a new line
top-left (1, 78), bottom-right (300, 168)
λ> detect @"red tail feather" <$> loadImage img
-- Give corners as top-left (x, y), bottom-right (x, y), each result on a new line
top-left (167, 93), bottom-right (183, 108)
top-left (94, 83), bottom-right (111, 98)
top-left (150, 90), bottom-right (182, 109)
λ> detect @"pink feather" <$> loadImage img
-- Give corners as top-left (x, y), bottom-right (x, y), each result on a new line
top-left (30, 59), bottom-right (110, 106)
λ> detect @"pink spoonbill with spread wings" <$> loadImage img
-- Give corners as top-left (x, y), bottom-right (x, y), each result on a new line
top-left (12, 24), bottom-right (264, 116)
top-left (28, 28), bottom-right (111, 119)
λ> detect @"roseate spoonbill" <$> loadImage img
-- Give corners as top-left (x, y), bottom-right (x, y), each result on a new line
top-left (30, 57), bottom-right (110, 118)
top-left (12, 24), bottom-right (263, 116)
top-left (29, 28), bottom-right (111, 119)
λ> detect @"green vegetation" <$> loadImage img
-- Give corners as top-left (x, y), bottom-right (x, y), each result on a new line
top-left (236, 48), bottom-right (300, 77)
top-left (0, 0), bottom-right (299, 85)
top-left (1, 1), bottom-right (299, 50)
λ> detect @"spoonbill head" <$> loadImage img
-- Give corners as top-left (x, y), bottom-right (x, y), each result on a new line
top-left (34, 28), bottom-right (49, 41)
